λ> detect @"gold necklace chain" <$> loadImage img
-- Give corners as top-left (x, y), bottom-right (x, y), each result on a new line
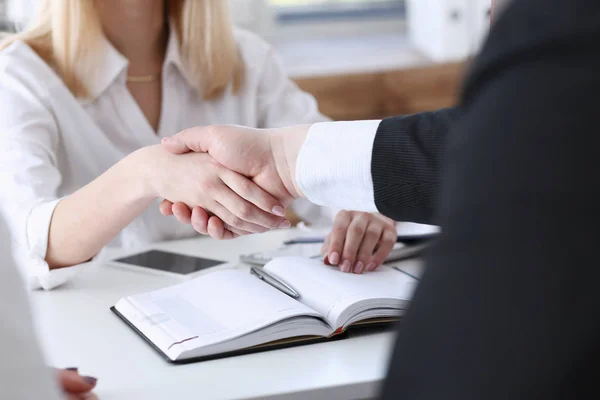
top-left (126, 74), bottom-right (160, 83)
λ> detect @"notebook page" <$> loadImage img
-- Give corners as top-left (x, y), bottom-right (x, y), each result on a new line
top-left (118, 269), bottom-right (322, 358)
top-left (264, 257), bottom-right (418, 328)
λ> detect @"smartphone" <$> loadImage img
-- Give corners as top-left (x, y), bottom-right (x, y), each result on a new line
top-left (111, 250), bottom-right (225, 278)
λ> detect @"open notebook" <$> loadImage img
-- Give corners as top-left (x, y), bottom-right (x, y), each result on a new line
top-left (112, 257), bottom-right (418, 363)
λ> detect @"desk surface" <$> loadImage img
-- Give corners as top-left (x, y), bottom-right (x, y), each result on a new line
top-left (31, 229), bottom-right (422, 400)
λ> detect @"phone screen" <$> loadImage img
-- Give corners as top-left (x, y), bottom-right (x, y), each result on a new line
top-left (114, 250), bottom-right (224, 275)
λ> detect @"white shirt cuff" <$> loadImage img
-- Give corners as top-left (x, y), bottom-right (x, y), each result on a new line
top-left (296, 120), bottom-right (380, 212)
top-left (24, 199), bottom-right (78, 290)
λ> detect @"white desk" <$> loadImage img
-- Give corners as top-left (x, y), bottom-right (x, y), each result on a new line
top-left (31, 229), bottom-right (422, 400)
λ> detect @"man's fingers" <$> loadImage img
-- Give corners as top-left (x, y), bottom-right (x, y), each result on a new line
top-left (355, 222), bottom-right (384, 274)
top-left (172, 202), bottom-right (192, 224)
top-left (161, 136), bottom-right (192, 154)
top-left (213, 184), bottom-right (287, 232)
top-left (210, 200), bottom-right (270, 234)
top-left (341, 214), bottom-right (369, 273)
top-left (162, 127), bottom-right (214, 154)
top-left (220, 169), bottom-right (287, 218)
top-left (367, 228), bottom-right (397, 271)
top-left (57, 369), bottom-right (97, 394)
top-left (159, 199), bottom-right (175, 216)
top-left (326, 211), bottom-right (352, 267)
top-left (216, 173), bottom-right (289, 230)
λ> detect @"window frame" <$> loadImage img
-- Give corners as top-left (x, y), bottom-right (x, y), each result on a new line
top-left (272, 0), bottom-right (405, 23)
top-left (267, 0), bottom-right (407, 42)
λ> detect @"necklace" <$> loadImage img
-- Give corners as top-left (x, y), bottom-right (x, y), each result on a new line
top-left (126, 74), bottom-right (160, 83)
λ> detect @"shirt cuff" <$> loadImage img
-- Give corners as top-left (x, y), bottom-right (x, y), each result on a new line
top-left (296, 120), bottom-right (380, 212)
top-left (24, 199), bottom-right (78, 290)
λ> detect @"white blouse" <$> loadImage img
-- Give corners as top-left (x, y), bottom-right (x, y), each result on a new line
top-left (0, 28), bottom-right (329, 290)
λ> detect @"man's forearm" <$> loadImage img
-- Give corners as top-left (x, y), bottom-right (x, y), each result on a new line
top-left (291, 109), bottom-right (458, 222)
top-left (372, 107), bottom-right (460, 224)
top-left (294, 120), bottom-right (381, 212)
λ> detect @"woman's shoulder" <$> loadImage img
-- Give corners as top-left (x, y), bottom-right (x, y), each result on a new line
top-left (0, 40), bottom-right (59, 92)
top-left (233, 27), bottom-right (276, 70)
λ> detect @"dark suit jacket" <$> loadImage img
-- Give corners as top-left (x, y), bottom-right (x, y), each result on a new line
top-left (375, 0), bottom-right (600, 398)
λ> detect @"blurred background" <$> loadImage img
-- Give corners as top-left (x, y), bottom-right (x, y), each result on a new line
top-left (0, 0), bottom-right (488, 121)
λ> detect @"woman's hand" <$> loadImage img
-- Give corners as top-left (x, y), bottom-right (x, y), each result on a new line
top-left (158, 201), bottom-right (241, 239)
top-left (159, 201), bottom-right (288, 240)
top-left (137, 145), bottom-right (290, 238)
top-left (56, 368), bottom-right (97, 399)
top-left (322, 211), bottom-right (396, 274)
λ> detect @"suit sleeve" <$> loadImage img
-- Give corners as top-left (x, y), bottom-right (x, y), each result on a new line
top-left (372, 108), bottom-right (460, 224)
top-left (382, 0), bottom-right (600, 398)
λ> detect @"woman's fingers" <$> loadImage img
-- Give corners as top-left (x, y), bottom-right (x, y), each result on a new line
top-left (159, 199), bottom-right (175, 216)
top-left (325, 212), bottom-right (397, 274)
top-left (206, 216), bottom-right (246, 240)
top-left (172, 202), bottom-right (192, 224)
top-left (174, 205), bottom-right (245, 240)
top-left (207, 216), bottom-right (226, 239)
top-left (217, 171), bottom-right (290, 230)
top-left (367, 227), bottom-right (397, 272)
top-left (222, 222), bottom-right (251, 238)
top-left (56, 369), bottom-right (97, 394)
top-left (190, 206), bottom-right (210, 235)
top-left (354, 222), bottom-right (384, 274)
top-left (325, 211), bottom-right (352, 268)
top-left (340, 214), bottom-right (369, 273)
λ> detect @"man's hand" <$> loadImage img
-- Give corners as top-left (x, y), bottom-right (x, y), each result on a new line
top-left (160, 125), bottom-right (310, 238)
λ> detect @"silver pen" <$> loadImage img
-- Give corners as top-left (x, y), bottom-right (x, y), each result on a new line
top-left (250, 266), bottom-right (301, 299)
top-left (392, 267), bottom-right (421, 281)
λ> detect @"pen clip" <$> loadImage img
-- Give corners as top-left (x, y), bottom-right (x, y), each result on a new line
top-left (250, 267), bottom-right (301, 299)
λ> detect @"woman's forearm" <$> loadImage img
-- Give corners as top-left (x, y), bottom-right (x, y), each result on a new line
top-left (46, 148), bottom-right (155, 269)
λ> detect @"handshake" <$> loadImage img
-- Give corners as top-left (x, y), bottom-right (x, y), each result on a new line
top-left (148, 124), bottom-right (395, 274)
top-left (156, 124), bottom-right (308, 239)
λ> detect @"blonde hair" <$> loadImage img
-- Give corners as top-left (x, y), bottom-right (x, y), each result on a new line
top-left (0, 0), bottom-right (243, 99)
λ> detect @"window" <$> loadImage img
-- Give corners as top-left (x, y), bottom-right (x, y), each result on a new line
top-left (270, 0), bottom-right (405, 22)
top-left (267, 0), bottom-right (406, 41)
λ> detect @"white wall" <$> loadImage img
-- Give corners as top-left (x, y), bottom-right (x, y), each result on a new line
top-left (230, 0), bottom-right (273, 38)
top-left (6, 0), bottom-right (36, 26)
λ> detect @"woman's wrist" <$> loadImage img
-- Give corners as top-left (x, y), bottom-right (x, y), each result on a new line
top-left (122, 145), bottom-right (164, 201)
